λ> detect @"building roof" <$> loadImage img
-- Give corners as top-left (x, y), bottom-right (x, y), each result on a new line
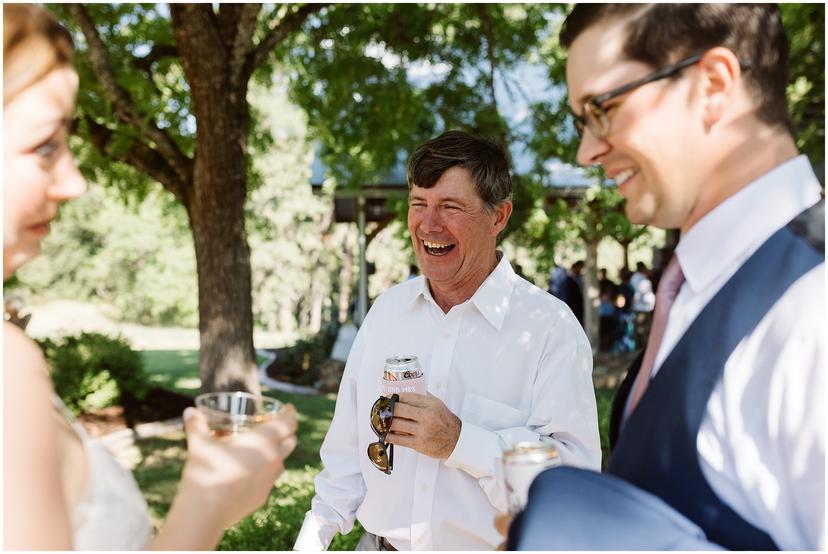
top-left (309, 150), bottom-right (596, 222)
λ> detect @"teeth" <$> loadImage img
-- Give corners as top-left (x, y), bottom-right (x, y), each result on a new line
top-left (423, 240), bottom-right (453, 249)
top-left (615, 169), bottom-right (637, 186)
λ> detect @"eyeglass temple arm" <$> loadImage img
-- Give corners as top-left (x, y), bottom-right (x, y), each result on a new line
top-left (591, 53), bottom-right (752, 106)
top-left (592, 54), bottom-right (703, 105)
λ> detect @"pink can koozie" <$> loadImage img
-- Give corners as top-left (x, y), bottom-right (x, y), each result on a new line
top-left (381, 355), bottom-right (427, 395)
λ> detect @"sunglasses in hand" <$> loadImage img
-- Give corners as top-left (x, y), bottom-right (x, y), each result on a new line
top-left (368, 394), bottom-right (398, 474)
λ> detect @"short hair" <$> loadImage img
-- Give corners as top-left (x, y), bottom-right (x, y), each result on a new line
top-left (407, 130), bottom-right (512, 213)
top-left (3, 4), bottom-right (74, 105)
top-left (560, 4), bottom-right (793, 135)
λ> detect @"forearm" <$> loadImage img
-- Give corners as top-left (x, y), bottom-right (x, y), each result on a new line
top-left (445, 419), bottom-right (600, 512)
top-left (147, 484), bottom-right (227, 550)
top-left (444, 420), bottom-right (513, 511)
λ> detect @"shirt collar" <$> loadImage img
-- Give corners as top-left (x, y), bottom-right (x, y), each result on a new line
top-left (410, 251), bottom-right (517, 331)
top-left (469, 253), bottom-right (516, 331)
top-left (676, 155), bottom-right (823, 294)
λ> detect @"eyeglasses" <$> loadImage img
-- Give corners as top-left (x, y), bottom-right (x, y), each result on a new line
top-left (570, 53), bottom-right (752, 140)
top-left (368, 394), bottom-right (398, 474)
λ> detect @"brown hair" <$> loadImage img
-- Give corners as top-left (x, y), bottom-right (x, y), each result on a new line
top-left (3, 3), bottom-right (74, 105)
top-left (407, 130), bottom-right (512, 213)
top-left (560, 4), bottom-right (793, 135)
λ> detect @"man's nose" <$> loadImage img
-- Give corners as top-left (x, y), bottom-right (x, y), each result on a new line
top-left (575, 129), bottom-right (610, 167)
top-left (419, 206), bottom-right (443, 232)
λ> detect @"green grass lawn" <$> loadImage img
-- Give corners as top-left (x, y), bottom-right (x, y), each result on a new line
top-left (140, 350), bottom-right (269, 395)
top-left (131, 390), bottom-right (365, 550)
top-left (141, 350), bottom-right (201, 395)
top-left (133, 351), bottom-right (617, 549)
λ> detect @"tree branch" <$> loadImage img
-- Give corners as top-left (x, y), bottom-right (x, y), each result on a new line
top-left (68, 4), bottom-right (193, 188)
top-left (223, 3), bottom-right (262, 88)
top-left (130, 44), bottom-right (178, 105)
top-left (132, 43), bottom-right (178, 74)
top-left (476, 4), bottom-right (499, 115)
top-left (244, 3), bottom-right (329, 80)
top-left (82, 115), bottom-right (190, 207)
top-left (169, 4), bottom-right (228, 87)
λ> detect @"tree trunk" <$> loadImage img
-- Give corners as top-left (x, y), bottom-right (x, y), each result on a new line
top-left (173, 6), bottom-right (259, 393)
top-left (279, 302), bottom-right (295, 337)
top-left (309, 267), bottom-right (325, 333)
top-left (621, 239), bottom-right (631, 271)
top-left (338, 229), bottom-right (356, 323)
top-left (72, 3), bottom-right (327, 393)
top-left (583, 239), bottom-right (600, 355)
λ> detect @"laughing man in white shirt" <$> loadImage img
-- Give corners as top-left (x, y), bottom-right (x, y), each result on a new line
top-left (294, 130), bottom-right (601, 551)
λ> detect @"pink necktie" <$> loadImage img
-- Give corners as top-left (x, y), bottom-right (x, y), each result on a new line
top-left (625, 256), bottom-right (685, 419)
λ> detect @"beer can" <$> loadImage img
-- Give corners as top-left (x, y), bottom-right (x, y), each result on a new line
top-left (381, 355), bottom-right (427, 395)
top-left (503, 441), bottom-right (561, 514)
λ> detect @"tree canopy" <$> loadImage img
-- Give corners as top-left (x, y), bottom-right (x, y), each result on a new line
top-left (20, 3), bottom-right (824, 384)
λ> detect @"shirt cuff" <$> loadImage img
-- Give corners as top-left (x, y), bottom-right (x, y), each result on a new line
top-left (444, 419), bottom-right (501, 479)
top-left (293, 510), bottom-right (338, 551)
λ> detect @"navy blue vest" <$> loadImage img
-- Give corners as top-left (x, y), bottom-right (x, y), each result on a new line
top-left (608, 200), bottom-right (824, 550)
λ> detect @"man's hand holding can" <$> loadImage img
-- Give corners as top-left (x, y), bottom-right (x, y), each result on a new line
top-left (386, 392), bottom-right (462, 460)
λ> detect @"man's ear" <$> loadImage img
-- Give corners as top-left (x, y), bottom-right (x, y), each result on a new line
top-left (697, 46), bottom-right (743, 128)
top-left (491, 200), bottom-right (513, 236)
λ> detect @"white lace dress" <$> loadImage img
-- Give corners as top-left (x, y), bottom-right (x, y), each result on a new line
top-left (53, 396), bottom-right (153, 550)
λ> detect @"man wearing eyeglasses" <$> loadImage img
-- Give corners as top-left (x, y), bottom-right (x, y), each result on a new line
top-left (294, 130), bottom-right (601, 550)
top-left (506, 4), bottom-right (824, 550)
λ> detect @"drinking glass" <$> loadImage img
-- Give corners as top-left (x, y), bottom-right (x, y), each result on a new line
top-left (195, 391), bottom-right (283, 437)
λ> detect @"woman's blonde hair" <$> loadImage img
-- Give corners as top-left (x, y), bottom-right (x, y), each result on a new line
top-left (3, 3), bottom-right (74, 105)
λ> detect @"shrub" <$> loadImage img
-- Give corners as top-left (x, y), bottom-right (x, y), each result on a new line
top-left (37, 332), bottom-right (149, 415)
top-left (276, 323), bottom-right (339, 387)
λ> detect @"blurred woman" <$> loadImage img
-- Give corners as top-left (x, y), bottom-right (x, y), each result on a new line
top-left (3, 4), bottom-right (297, 549)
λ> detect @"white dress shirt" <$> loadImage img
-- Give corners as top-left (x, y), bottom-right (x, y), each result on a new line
top-left (295, 254), bottom-right (600, 550)
top-left (652, 155), bottom-right (824, 550)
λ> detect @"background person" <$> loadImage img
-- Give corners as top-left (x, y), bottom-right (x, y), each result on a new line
top-left (508, 4), bottom-right (824, 550)
top-left (546, 262), bottom-right (567, 299)
top-left (560, 260), bottom-right (585, 326)
top-left (630, 261), bottom-right (655, 345)
top-left (3, 4), bottom-right (297, 549)
top-left (295, 130), bottom-right (600, 551)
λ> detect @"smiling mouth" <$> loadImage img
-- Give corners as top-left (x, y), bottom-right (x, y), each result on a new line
top-left (422, 239), bottom-right (456, 256)
top-left (614, 168), bottom-right (638, 187)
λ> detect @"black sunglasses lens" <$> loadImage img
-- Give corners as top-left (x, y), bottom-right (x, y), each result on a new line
top-left (368, 441), bottom-right (390, 473)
